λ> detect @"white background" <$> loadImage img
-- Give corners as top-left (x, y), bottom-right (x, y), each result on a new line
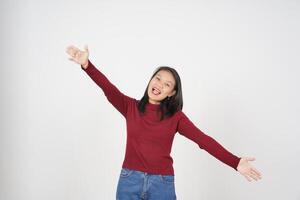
top-left (1, 0), bottom-right (299, 199)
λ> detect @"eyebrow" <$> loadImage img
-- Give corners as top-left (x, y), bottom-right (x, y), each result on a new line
top-left (156, 74), bottom-right (174, 85)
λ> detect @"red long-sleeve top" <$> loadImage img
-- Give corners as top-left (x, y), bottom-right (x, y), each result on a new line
top-left (81, 60), bottom-right (241, 175)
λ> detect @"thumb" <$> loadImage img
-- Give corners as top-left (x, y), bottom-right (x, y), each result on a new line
top-left (246, 157), bottom-right (256, 161)
top-left (68, 57), bottom-right (79, 64)
top-left (84, 45), bottom-right (89, 54)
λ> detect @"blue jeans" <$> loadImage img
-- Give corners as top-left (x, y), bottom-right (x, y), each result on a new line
top-left (116, 168), bottom-right (177, 200)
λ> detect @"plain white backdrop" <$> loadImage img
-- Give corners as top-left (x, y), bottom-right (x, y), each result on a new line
top-left (1, 0), bottom-right (299, 199)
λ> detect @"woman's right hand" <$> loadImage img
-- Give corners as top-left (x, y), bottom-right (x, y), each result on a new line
top-left (66, 45), bottom-right (89, 69)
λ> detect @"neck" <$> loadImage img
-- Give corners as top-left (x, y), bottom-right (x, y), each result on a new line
top-left (148, 99), bottom-right (160, 105)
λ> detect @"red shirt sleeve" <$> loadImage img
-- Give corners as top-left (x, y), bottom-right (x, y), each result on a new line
top-left (177, 111), bottom-right (241, 171)
top-left (81, 60), bottom-right (134, 117)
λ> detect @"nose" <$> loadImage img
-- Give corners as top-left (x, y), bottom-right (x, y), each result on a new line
top-left (156, 84), bottom-right (163, 90)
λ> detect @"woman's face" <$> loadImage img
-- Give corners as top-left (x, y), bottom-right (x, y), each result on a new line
top-left (147, 70), bottom-right (176, 104)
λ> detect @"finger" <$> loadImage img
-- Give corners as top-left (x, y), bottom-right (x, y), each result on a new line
top-left (244, 174), bottom-right (252, 182)
top-left (66, 46), bottom-right (74, 55)
top-left (246, 157), bottom-right (255, 161)
top-left (66, 45), bottom-right (80, 55)
top-left (251, 168), bottom-right (262, 179)
top-left (68, 45), bottom-right (80, 52)
top-left (74, 51), bottom-right (80, 58)
top-left (68, 57), bottom-right (77, 63)
top-left (251, 167), bottom-right (262, 177)
top-left (249, 171), bottom-right (258, 181)
top-left (66, 46), bottom-right (77, 56)
top-left (66, 45), bottom-right (77, 52)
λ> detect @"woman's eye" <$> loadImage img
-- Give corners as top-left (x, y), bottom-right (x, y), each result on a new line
top-left (156, 77), bottom-right (160, 80)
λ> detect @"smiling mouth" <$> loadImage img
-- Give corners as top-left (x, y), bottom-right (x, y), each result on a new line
top-left (152, 87), bottom-right (161, 95)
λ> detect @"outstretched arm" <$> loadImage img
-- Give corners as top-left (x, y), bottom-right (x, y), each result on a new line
top-left (80, 60), bottom-right (133, 117)
top-left (66, 45), bottom-right (133, 117)
top-left (177, 111), bottom-right (262, 181)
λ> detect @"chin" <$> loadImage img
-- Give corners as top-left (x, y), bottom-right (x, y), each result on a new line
top-left (148, 90), bottom-right (165, 102)
top-left (150, 96), bottom-right (164, 102)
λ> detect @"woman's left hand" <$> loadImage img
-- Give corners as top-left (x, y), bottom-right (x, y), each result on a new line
top-left (237, 157), bottom-right (263, 182)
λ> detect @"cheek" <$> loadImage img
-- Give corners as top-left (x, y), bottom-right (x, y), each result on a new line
top-left (161, 89), bottom-right (170, 96)
top-left (148, 80), bottom-right (154, 87)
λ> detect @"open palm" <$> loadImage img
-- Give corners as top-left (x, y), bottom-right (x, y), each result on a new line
top-left (237, 157), bottom-right (263, 182)
top-left (66, 45), bottom-right (89, 68)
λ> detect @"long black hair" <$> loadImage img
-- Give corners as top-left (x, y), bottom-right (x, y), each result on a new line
top-left (137, 66), bottom-right (183, 121)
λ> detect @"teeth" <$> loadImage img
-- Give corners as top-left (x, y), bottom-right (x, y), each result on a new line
top-left (152, 87), bottom-right (161, 95)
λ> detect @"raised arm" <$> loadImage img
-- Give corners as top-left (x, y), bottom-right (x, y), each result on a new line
top-left (66, 45), bottom-right (133, 117)
top-left (177, 111), bottom-right (241, 171)
top-left (81, 60), bottom-right (133, 117)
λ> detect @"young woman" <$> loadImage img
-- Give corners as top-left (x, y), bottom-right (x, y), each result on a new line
top-left (66, 45), bottom-right (262, 200)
